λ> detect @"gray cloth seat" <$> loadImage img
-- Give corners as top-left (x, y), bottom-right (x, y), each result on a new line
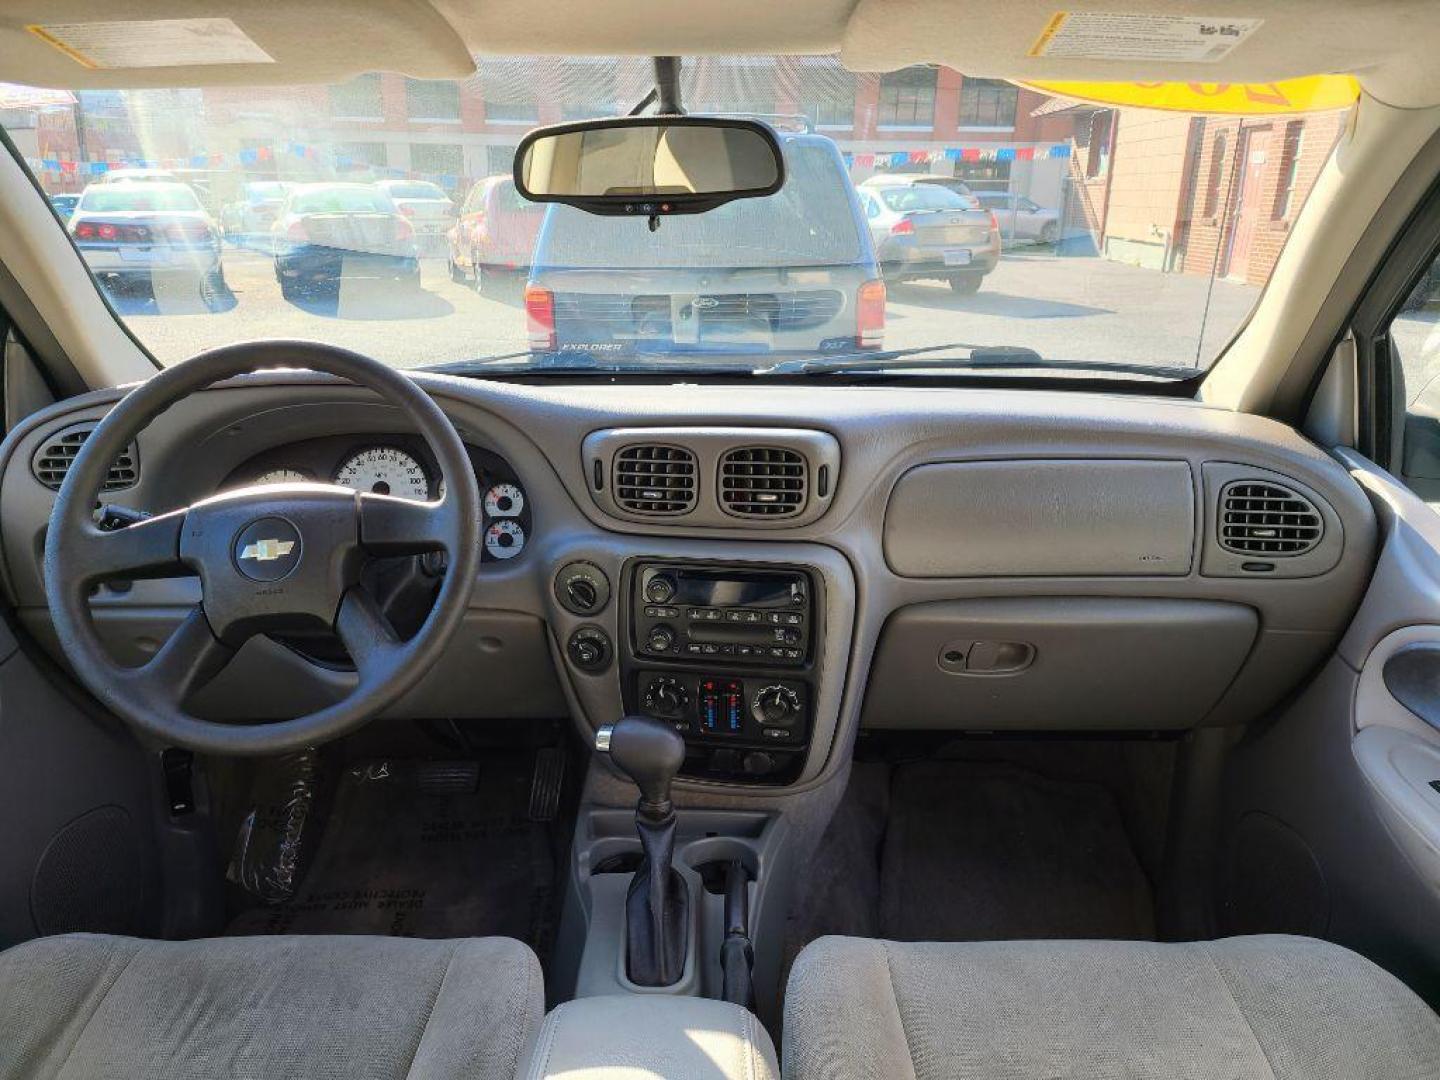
top-left (783, 934), bottom-right (1440, 1080)
top-left (0, 933), bottom-right (544, 1080)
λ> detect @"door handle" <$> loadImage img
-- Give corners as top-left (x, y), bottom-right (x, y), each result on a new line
top-left (1382, 643), bottom-right (1440, 732)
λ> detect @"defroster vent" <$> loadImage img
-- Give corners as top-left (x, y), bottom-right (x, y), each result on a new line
top-left (31, 424), bottom-right (139, 492)
top-left (1219, 481), bottom-right (1323, 556)
top-left (614, 444), bottom-right (697, 515)
top-left (719, 446), bottom-right (808, 517)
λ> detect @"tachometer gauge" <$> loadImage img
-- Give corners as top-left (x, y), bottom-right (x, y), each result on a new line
top-left (334, 447), bottom-right (430, 501)
top-left (253, 468), bottom-right (310, 485)
top-left (484, 519), bottom-right (526, 560)
top-left (484, 482), bottom-right (525, 518)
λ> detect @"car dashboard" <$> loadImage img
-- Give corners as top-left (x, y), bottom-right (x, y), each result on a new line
top-left (0, 371), bottom-right (1377, 794)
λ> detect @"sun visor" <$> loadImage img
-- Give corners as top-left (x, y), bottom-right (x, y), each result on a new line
top-left (0, 3), bottom-right (473, 88)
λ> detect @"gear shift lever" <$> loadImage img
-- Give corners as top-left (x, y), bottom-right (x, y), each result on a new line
top-left (597, 715), bottom-right (688, 986)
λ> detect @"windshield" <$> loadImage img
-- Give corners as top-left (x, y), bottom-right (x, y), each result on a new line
top-left (3, 56), bottom-right (1349, 376)
top-left (77, 185), bottom-right (203, 213)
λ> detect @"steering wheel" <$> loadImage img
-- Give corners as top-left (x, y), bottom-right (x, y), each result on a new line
top-left (43, 341), bottom-right (482, 755)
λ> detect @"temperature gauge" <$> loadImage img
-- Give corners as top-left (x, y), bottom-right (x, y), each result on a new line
top-left (484, 519), bottom-right (526, 560)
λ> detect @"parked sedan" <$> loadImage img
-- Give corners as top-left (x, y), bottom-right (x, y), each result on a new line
top-left (221, 181), bottom-right (293, 249)
top-left (375, 180), bottom-right (455, 257)
top-left (271, 183), bottom-right (420, 300)
top-left (858, 174), bottom-right (1001, 293)
top-left (68, 181), bottom-right (224, 293)
top-left (970, 191), bottom-right (1060, 244)
top-left (447, 174), bottom-right (544, 291)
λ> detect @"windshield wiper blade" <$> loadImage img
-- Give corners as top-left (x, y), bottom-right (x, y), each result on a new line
top-left (757, 344), bottom-right (1201, 381)
top-left (419, 351), bottom-right (756, 377)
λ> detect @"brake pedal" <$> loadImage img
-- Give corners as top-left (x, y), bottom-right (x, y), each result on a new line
top-left (528, 747), bottom-right (564, 822)
top-left (416, 760), bottom-right (480, 795)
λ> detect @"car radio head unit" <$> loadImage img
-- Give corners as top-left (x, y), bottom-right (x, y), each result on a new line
top-left (632, 564), bottom-right (811, 666)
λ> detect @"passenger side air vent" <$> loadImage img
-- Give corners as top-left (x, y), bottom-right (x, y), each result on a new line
top-left (719, 446), bottom-right (808, 517)
top-left (614, 444), bottom-right (697, 515)
top-left (30, 424), bottom-right (139, 492)
top-left (1218, 481), bottom-right (1323, 556)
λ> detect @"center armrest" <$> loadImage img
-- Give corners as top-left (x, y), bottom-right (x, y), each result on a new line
top-left (525, 995), bottom-right (778, 1079)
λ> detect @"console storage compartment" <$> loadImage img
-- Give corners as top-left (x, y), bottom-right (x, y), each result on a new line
top-left (861, 597), bottom-right (1257, 730)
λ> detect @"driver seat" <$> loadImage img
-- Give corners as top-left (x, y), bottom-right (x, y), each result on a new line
top-left (0, 932), bottom-right (543, 1080)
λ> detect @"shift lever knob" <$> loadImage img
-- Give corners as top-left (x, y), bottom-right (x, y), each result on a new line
top-left (602, 715), bottom-right (686, 816)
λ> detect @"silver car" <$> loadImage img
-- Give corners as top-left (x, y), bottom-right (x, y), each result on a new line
top-left (857, 174), bottom-right (1001, 294)
top-left (68, 181), bottom-right (223, 292)
top-left (526, 132), bottom-right (884, 357)
top-left (971, 191), bottom-right (1060, 244)
top-left (375, 179), bottom-right (456, 257)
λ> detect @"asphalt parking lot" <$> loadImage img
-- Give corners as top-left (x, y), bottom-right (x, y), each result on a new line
top-left (109, 245), bottom-right (1262, 373)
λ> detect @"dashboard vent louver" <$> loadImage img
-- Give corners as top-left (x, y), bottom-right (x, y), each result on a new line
top-left (1219, 481), bottom-right (1322, 556)
top-left (719, 446), bottom-right (808, 517)
top-left (614, 444), bottom-right (697, 515)
top-left (30, 424), bottom-right (139, 492)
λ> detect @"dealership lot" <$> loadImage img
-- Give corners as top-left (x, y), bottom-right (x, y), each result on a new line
top-left (114, 246), bottom-right (1261, 372)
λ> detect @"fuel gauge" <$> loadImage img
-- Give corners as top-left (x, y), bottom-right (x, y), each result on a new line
top-left (484, 519), bottom-right (526, 560)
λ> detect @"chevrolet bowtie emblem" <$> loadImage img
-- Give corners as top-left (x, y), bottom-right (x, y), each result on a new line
top-left (239, 538), bottom-right (296, 562)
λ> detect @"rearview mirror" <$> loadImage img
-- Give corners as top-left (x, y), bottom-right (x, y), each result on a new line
top-left (514, 116), bottom-right (784, 217)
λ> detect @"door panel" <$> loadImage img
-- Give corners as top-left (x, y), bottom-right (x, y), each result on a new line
top-left (1219, 449), bottom-right (1440, 1003)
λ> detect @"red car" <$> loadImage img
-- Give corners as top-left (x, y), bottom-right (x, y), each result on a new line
top-left (446, 174), bottom-right (543, 292)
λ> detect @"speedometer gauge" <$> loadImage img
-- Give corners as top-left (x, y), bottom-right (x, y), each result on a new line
top-left (484, 520), bottom-right (526, 559)
top-left (484, 482), bottom-right (525, 518)
top-left (335, 447), bottom-right (430, 501)
top-left (253, 468), bottom-right (310, 485)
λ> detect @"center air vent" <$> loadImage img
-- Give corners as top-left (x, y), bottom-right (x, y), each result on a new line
top-left (719, 447), bottom-right (808, 517)
top-left (1219, 481), bottom-right (1323, 556)
top-left (30, 424), bottom-right (139, 492)
top-left (614, 444), bottom-right (697, 515)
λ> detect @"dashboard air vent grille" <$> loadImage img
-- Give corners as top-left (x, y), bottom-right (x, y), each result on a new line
top-left (31, 425), bottom-right (138, 492)
top-left (1219, 481), bottom-right (1322, 556)
top-left (614, 444), bottom-right (697, 515)
top-left (719, 447), bottom-right (808, 517)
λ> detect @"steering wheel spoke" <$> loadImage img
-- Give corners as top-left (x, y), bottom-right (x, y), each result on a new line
top-left (119, 605), bottom-right (234, 708)
top-left (335, 586), bottom-right (405, 680)
top-left (77, 508), bottom-right (189, 583)
top-left (358, 492), bottom-right (451, 556)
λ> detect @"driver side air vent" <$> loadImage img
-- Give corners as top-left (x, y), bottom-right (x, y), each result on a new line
top-left (1219, 481), bottom-right (1323, 556)
top-left (614, 444), bottom-right (697, 515)
top-left (30, 424), bottom-right (139, 492)
top-left (719, 447), bottom-right (808, 517)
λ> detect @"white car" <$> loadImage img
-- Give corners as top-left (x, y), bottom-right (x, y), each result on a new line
top-left (68, 181), bottom-right (224, 292)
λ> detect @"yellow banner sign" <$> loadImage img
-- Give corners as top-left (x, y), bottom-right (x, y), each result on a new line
top-left (1019, 76), bottom-right (1360, 115)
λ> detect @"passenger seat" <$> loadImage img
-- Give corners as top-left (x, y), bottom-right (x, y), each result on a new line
top-left (783, 935), bottom-right (1440, 1079)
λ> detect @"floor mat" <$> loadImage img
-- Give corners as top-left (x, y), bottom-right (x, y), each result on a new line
top-left (227, 755), bottom-right (556, 951)
top-left (879, 761), bottom-right (1155, 941)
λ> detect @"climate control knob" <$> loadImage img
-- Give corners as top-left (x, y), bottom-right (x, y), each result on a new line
top-left (646, 624), bottom-right (677, 653)
top-left (752, 685), bottom-right (801, 727)
top-left (643, 677), bottom-right (689, 719)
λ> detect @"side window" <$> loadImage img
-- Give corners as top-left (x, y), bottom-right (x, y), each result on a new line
top-left (861, 193), bottom-right (879, 220)
top-left (1389, 252), bottom-right (1440, 503)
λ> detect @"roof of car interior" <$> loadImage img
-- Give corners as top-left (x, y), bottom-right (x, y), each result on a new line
top-left (0, 1), bottom-right (1437, 107)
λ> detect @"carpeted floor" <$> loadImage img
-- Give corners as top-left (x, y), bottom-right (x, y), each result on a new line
top-left (227, 753), bottom-right (557, 954)
top-left (785, 754), bottom-right (1158, 963)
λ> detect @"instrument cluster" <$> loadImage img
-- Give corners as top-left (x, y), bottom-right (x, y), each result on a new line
top-left (223, 435), bottom-right (532, 563)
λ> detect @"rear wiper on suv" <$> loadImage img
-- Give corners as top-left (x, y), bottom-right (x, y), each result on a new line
top-left (756, 343), bottom-right (1202, 381)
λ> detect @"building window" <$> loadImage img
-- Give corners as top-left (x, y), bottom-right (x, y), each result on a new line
top-left (958, 78), bottom-right (1018, 128)
top-left (1274, 121), bottom-right (1304, 219)
top-left (411, 143), bottom-right (463, 177)
top-left (1202, 131), bottom-right (1229, 217)
top-left (806, 73), bottom-right (856, 128)
top-left (485, 98), bottom-right (538, 123)
top-left (954, 159), bottom-right (1012, 191)
top-left (1085, 110), bottom-right (1114, 178)
top-left (405, 79), bottom-right (460, 121)
top-left (334, 141), bottom-right (387, 173)
top-left (330, 74), bottom-right (382, 119)
top-left (877, 67), bottom-right (937, 127)
top-left (487, 145), bottom-right (517, 176)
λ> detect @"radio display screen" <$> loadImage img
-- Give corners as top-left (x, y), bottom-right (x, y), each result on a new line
top-left (677, 570), bottom-right (794, 609)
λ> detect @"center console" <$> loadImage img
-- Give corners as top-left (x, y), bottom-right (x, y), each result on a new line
top-left (623, 561), bottom-right (821, 785)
